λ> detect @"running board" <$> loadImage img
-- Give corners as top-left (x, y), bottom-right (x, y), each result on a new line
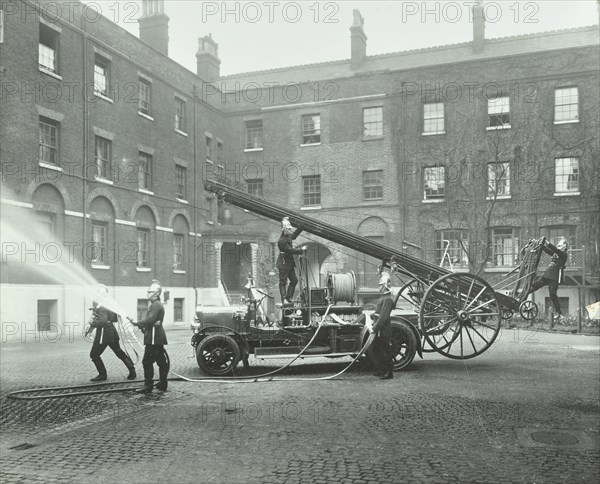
top-left (254, 352), bottom-right (357, 360)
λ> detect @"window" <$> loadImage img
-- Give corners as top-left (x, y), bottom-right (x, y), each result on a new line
top-left (246, 178), bottom-right (263, 198)
top-left (206, 137), bottom-right (212, 161)
top-left (245, 120), bottom-right (263, 149)
top-left (174, 298), bottom-right (184, 322)
top-left (173, 234), bottom-right (184, 270)
top-left (423, 102), bottom-right (444, 134)
top-left (555, 157), bottom-right (579, 194)
top-left (436, 230), bottom-right (469, 269)
top-left (217, 142), bottom-right (223, 164)
top-left (301, 114), bottom-right (321, 144)
top-left (363, 170), bottom-right (383, 201)
top-left (423, 167), bottom-right (445, 200)
top-left (95, 136), bottom-right (111, 180)
top-left (491, 228), bottom-right (520, 267)
top-left (363, 107), bottom-right (383, 137)
top-left (37, 212), bottom-right (56, 243)
top-left (488, 162), bottom-right (510, 198)
top-left (175, 97), bottom-right (186, 132)
top-left (175, 165), bottom-right (186, 200)
top-left (488, 97), bottom-right (510, 128)
top-left (541, 226), bottom-right (577, 249)
top-left (302, 175), bottom-right (321, 206)
top-left (137, 299), bottom-right (148, 321)
top-left (554, 87), bottom-right (578, 123)
top-left (138, 78), bottom-right (152, 115)
top-left (136, 229), bottom-right (149, 268)
top-left (39, 24), bottom-right (58, 73)
top-left (94, 56), bottom-right (109, 97)
top-left (91, 222), bottom-right (107, 264)
top-left (138, 152), bottom-right (152, 190)
top-left (39, 117), bottom-right (59, 165)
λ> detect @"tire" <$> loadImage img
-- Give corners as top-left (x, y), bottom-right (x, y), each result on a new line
top-left (196, 334), bottom-right (241, 376)
top-left (391, 321), bottom-right (417, 370)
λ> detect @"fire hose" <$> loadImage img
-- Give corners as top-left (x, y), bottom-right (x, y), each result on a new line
top-left (7, 305), bottom-right (377, 400)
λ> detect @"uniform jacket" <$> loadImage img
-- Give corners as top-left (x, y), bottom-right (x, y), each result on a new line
top-left (370, 293), bottom-right (394, 336)
top-left (135, 300), bottom-right (168, 345)
top-left (91, 306), bottom-right (119, 345)
top-left (276, 228), bottom-right (303, 270)
top-left (541, 242), bottom-right (568, 282)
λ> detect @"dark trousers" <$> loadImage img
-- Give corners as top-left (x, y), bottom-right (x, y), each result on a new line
top-left (142, 345), bottom-right (169, 390)
top-left (90, 341), bottom-right (133, 376)
top-left (278, 267), bottom-right (298, 301)
top-left (529, 276), bottom-right (561, 315)
top-left (368, 330), bottom-right (394, 375)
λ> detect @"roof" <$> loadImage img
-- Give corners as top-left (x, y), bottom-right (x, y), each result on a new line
top-left (220, 25), bottom-right (600, 89)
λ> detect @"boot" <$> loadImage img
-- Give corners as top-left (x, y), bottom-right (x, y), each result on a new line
top-left (379, 371), bottom-right (394, 380)
top-left (90, 372), bottom-right (107, 382)
top-left (91, 358), bottom-right (107, 382)
top-left (135, 385), bottom-right (153, 393)
top-left (124, 356), bottom-right (136, 380)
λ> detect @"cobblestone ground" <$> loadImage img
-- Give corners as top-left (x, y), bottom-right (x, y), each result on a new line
top-left (1, 328), bottom-right (598, 483)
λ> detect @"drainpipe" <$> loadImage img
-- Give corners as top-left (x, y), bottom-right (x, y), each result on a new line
top-left (192, 84), bottom-right (198, 308)
top-left (81, 14), bottom-right (90, 323)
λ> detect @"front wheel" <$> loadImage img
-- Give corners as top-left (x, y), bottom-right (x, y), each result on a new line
top-left (196, 334), bottom-right (241, 376)
top-left (390, 320), bottom-right (417, 370)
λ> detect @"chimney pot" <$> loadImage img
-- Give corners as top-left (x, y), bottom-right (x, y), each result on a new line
top-left (350, 9), bottom-right (367, 70)
top-left (138, 0), bottom-right (169, 56)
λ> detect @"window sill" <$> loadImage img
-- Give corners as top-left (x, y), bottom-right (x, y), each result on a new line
top-left (39, 68), bottom-right (62, 80)
top-left (205, 159), bottom-right (214, 165)
top-left (422, 131), bottom-right (446, 137)
top-left (94, 176), bottom-right (114, 185)
top-left (422, 198), bottom-right (444, 203)
top-left (486, 195), bottom-right (511, 200)
top-left (300, 205), bottom-right (322, 211)
top-left (363, 199), bottom-right (383, 203)
top-left (91, 264), bottom-right (110, 270)
top-left (362, 136), bottom-right (384, 142)
top-left (38, 162), bottom-right (62, 172)
top-left (95, 93), bottom-right (114, 104)
top-left (554, 191), bottom-right (580, 197)
top-left (300, 142), bottom-right (321, 147)
top-left (554, 119), bottom-right (579, 125)
top-left (175, 129), bottom-right (188, 137)
top-left (486, 125), bottom-right (511, 131)
top-left (138, 188), bottom-right (154, 195)
top-left (173, 270), bottom-right (186, 275)
top-left (138, 111), bottom-right (154, 121)
top-left (244, 148), bottom-right (263, 152)
top-left (177, 198), bottom-right (189, 204)
top-left (136, 267), bottom-right (152, 272)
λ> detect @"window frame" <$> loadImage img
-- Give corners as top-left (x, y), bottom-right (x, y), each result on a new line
top-left (246, 178), bottom-right (264, 198)
top-left (554, 157), bottom-right (579, 195)
top-left (91, 221), bottom-right (107, 265)
top-left (554, 87), bottom-right (579, 124)
top-left (39, 24), bottom-right (58, 73)
top-left (490, 227), bottom-right (520, 267)
top-left (487, 96), bottom-right (510, 129)
top-left (487, 162), bottom-right (511, 199)
top-left (39, 117), bottom-right (59, 165)
top-left (363, 106), bottom-right (383, 138)
top-left (173, 233), bottom-right (184, 271)
top-left (245, 120), bottom-right (263, 150)
top-left (94, 136), bottom-right (112, 180)
top-left (301, 114), bottom-right (321, 145)
top-left (94, 55), bottom-right (110, 98)
top-left (138, 151), bottom-right (152, 190)
top-left (435, 229), bottom-right (469, 270)
top-left (423, 102), bottom-right (445, 135)
top-left (362, 170), bottom-right (383, 201)
top-left (175, 97), bottom-right (186, 132)
top-left (174, 298), bottom-right (184, 322)
top-left (136, 228), bottom-right (149, 268)
top-left (423, 166), bottom-right (446, 201)
top-left (175, 165), bottom-right (186, 200)
top-left (302, 175), bottom-right (321, 207)
top-left (138, 77), bottom-right (152, 116)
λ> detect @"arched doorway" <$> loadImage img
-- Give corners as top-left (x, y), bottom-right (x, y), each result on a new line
top-left (220, 242), bottom-right (253, 297)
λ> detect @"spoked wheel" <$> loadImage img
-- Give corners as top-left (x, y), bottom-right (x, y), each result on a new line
top-left (390, 320), bottom-right (417, 370)
top-left (519, 300), bottom-right (538, 320)
top-left (196, 334), bottom-right (241, 375)
top-left (501, 307), bottom-right (515, 320)
top-left (419, 273), bottom-right (501, 359)
top-left (395, 278), bottom-right (426, 309)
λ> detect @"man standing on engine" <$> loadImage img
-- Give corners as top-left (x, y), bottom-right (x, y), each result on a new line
top-left (366, 272), bottom-right (395, 380)
top-left (276, 217), bottom-right (305, 304)
top-left (129, 280), bottom-right (169, 393)
top-left (88, 284), bottom-right (136, 382)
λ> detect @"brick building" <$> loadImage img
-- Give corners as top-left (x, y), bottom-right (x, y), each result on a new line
top-left (0, 0), bottom-right (598, 334)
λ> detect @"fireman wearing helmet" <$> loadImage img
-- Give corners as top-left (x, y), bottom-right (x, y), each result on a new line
top-left (366, 272), bottom-right (395, 380)
top-left (88, 284), bottom-right (136, 382)
top-left (276, 217), bottom-right (305, 304)
top-left (526, 237), bottom-right (569, 322)
top-left (130, 280), bottom-right (169, 393)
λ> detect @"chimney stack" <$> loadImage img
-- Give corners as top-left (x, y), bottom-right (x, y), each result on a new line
top-left (472, 2), bottom-right (485, 54)
top-left (196, 34), bottom-right (221, 82)
top-left (350, 10), bottom-right (367, 70)
top-left (138, 0), bottom-right (169, 56)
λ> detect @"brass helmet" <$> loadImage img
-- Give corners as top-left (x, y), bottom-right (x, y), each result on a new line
top-left (557, 237), bottom-right (568, 252)
top-left (147, 280), bottom-right (162, 301)
top-left (281, 217), bottom-right (293, 231)
top-left (378, 272), bottom-right (392, 293)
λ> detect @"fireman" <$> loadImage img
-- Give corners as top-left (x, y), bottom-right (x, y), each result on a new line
top-left (366, 272), bottom-right (395, 380)
top-left (526, 237), bottom-right (569, 321)
top-left (88, 284), bottom-right (136, 382)
top-left (276, 217), bottom-right (305, 304)
top-left (129, 280), bottom-right (169, 393)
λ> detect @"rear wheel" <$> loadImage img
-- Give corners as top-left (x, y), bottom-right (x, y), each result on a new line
top-left (196, 334), bottom-right (241, 376)
top-left (390, 320), bottom-right (417, 370)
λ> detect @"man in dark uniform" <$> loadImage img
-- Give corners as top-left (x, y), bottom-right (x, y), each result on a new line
top-left (276, 217), bottom-right (305, 304)
top-left (129, 281), bottom-right (169, 393)
top-left (88, 284), bottom-right (136, 382)
top-left (526, 237), bottom-right (569, 321)
top-left (366, 272), bottom-right (395, 380)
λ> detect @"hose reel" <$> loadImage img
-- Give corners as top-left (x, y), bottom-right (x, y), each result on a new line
top-left (327, 271), bottom-right (356, 304)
